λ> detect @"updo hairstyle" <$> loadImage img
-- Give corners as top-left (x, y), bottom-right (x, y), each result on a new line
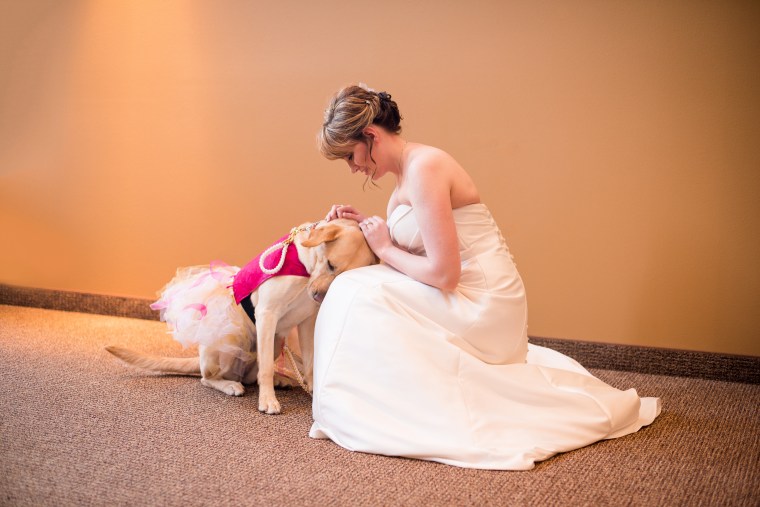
top-left (319, 84), bottom-right (403, 160)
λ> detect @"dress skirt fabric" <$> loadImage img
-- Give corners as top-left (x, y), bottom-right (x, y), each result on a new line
top-left (309, 204), bottom-right (660, 470)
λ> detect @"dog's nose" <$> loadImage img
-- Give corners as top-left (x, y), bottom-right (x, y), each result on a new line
top-left (311, 291), bottom-right (325, 304)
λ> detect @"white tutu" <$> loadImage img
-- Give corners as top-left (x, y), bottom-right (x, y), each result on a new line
top-left (150, 261), bottom-right (305, 383)
top-left (150, 261), bottom-right (247, 349)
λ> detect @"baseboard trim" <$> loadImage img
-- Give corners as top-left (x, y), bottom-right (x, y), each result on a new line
top-left (0, 283), bottom-right (158, 321)
top-left (528, 336), bottom-right (758, 384)
top-left (2, 283), bottom-right (757, 384)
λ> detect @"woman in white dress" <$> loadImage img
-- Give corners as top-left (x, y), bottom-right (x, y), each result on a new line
top-left (309, 84), bottom-right (660, 470)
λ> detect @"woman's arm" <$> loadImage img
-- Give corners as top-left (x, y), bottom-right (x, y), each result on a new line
top-left (362, 155), bottom-right (461, 291)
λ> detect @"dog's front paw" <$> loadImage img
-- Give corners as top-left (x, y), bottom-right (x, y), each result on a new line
top-left (258, 393), bottom-right (281, 415)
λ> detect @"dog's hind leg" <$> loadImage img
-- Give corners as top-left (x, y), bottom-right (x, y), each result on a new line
top-left (274, 375), bottom-right (297, 388)
top-left (199, 344), bottom-right (245, 396)
top-left (200, 377), bottom-right (244, 396)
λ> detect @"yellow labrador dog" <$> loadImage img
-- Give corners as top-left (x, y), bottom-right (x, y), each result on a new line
top-left (106, 219), bottom-right (376, 414)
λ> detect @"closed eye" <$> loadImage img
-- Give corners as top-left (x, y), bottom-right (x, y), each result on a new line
top-left (327, 260), bottom-right (335, 273)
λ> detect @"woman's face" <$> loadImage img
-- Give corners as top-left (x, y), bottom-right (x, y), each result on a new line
top-left (345, 141), bottom-right (378, 179)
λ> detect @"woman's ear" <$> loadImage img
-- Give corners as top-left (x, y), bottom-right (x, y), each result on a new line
top-left (362, 126), bottom-right (378, 141)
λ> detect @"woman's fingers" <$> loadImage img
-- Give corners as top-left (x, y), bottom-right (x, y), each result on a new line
top-left (359, 216), bottom-right (385, 234)
top-left (359, 215), bottom-right (383, 227)
top-left (325, 204), bottom-right (346, 221)
top-left (326, 204), bottom-right (364, 222)
top-left (359, 216), bottom-right (391, 256)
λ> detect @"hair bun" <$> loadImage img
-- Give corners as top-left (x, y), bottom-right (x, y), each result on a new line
top-left (318, 85), bottom-right (403, 160)
top-left (372, 90), bottom-right (402, 133)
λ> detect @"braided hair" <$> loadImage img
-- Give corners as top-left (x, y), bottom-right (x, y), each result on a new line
top-left (318, 84), bottom-right (403, 160)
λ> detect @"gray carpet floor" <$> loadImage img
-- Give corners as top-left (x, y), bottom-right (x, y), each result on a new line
top-left (1, 304), bottom-right (758, 506)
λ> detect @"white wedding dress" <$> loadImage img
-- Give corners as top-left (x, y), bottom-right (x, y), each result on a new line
top-left (309, 203), bottom-right (660, 470)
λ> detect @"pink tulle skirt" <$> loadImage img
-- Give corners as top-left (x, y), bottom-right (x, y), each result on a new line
top-left (150, 262), bottom-right (250, 349)
top-left (150, 261), bottom-right (303, 382)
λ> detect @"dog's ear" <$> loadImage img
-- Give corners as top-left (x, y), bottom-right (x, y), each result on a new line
top-left (301, 224), bottom-right (342, 247)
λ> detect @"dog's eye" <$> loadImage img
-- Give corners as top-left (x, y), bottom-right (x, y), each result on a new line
top-left (327, 260), bottom-right (335, 273)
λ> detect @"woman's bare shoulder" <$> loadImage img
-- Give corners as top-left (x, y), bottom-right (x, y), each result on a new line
top-left (407, 145), bottom-right (457, 176)
top-left (407, 144), bottom-right (479, 207)
top-left (410, 144), bottom-right (455, 164)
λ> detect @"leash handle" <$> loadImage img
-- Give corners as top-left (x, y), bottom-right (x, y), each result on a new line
top-left (257, 222), bottom-right (320, 276)
top-left (258, 240), bottom-right (289, 275)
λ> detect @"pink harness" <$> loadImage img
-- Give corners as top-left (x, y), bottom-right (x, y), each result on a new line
top-left (232, 234), bottom-right (310, 305)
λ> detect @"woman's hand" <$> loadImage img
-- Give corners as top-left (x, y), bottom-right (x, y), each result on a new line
top-left (325, 204), bottom-right (366, 223)
top-left (359, 216), bottom-right (393, 256)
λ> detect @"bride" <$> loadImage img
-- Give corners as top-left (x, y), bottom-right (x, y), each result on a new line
top-left (308, 83), bottom-right (660, 470)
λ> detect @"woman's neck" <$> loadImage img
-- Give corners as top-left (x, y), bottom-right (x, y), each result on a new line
top-left (388, 136), bottom-right (409, 178)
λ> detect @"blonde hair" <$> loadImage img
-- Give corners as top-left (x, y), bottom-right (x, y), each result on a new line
top-left (318, 84), bottom-right (402, 160)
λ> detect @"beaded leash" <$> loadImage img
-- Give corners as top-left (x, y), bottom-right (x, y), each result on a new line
top-left (259, 222), bottom-right (319, 275)
top-left (282, 344), bottom-right (311, 396)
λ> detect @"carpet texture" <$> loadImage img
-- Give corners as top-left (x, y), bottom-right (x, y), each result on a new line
top-left (4, 283), bottom-right (758, 384)
top-left (1, 304), bottom-right (758, 506)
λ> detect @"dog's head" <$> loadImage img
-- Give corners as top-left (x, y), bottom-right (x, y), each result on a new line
top-left (299, 218), bottom-right (378, 303)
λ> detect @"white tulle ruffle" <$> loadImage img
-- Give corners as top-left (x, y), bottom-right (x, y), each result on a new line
top-left (150, 262), bottom-right (247, 349)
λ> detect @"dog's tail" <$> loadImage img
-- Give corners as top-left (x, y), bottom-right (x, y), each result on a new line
top-left (105, 346), bottom-right (201, 375)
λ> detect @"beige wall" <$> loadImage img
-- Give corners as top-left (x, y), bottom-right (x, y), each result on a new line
top-left (1, 1), bottom-right (758, 355)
